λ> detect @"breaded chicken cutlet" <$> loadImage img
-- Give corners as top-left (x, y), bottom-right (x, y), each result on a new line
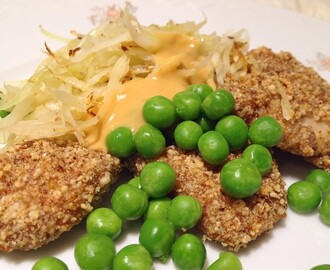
top-left (128, 145), bottom-right (287, 251)
top-left (0, 139), bottom-right (121, 252)
top-left (222, 47), bottom-right (330, 171)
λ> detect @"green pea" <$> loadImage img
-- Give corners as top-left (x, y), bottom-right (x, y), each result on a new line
top-left (74, 234), bottom-right (116, 270)
top-left (242, 144), bottom-right (272, 176)
top-left (111, 184), bottom-right (148, 220)
top-left (220, 158), bottom-right (262, 199)
top-left (311, 264), bottom-right (330, 270)
top-left (86, 208), bottom-right (123, 240)
top-left (113, 244), bottom-right (153, 270)
top-left (140, 161), bottom-right (176, 198)
top-left (248, 116), bottom-right (283, 147)
top-left (145, 197), bottom-right (171, 220)
top-left (319, 194), bottom-right (330, 225)
top-left (198, 131), bottom-right (229, 165)
top-left (202, 89), bottom-right (235, 120)
top-left (171, 233), bottom-right (206, 270)
top-left (134, 124), bottom-right (166, 158)
top-left (287, 181), bottom-right (322, 214)
top-left (187, 83), bottom-right (213, 101)
top-left (304, 169), bottom-right (330, 195)
top-left (0, 110), bottom-right (10, 118)
top-left (207, 251), bottom-right (243, 270)
top-left (139, 218), bottom-right (176, 262)
top-left (197, 114), bottom-right (216, 132)
top-left (168, 195), bottom-right (202, 230)
top-left (215, 115), bottom-right (248, 150)
top-left (143, 95), bottom-right (176, 129)
top-left (32, 256), bottom-right (68, 270)
top-left (173, 90), bottom-right (202, 120)
top-left (128, 176), bottom-right (142, 189)
top-left (105, 127), bottom-right (136, 158)
top-left (174, 120), bottom-right (203, 150)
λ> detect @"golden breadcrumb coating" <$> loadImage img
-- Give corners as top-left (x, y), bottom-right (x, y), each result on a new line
top-left (222, 47), bottom-right (330, 171)
top-left (128, 145), bottom-right (287, 251)
top-left (0, 139), bottom-right (121, 252)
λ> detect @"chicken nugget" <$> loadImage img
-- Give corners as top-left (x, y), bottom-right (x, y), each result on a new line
top-left (128, 145), bottom-right (287, 251)
top-left (222, 47), bottom-right (330, 171)
top-left (0, 139), bottom-right (121, 252)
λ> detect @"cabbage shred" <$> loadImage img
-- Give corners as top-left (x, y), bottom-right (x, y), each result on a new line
top-left (0, 9), bottom-right (249, 151)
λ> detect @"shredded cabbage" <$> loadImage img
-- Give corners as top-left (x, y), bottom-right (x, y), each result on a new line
top-left (0, 7), bottom-right (249, 151)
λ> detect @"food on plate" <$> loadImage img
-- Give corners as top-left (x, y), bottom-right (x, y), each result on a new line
top-left (222, 46), bottom-right (330, 171)
top-left (113, 244), bottom-right (153, 270)
top-left (143, 95), bottom-right (177, 129)
top-left (74, 233), bottom-right (116, 270)
top-left (220, 157), bottom-right (262, 199)
top-left (123, 87), bottom-right (285, 251)
top-left (0, 139), bottom-right (121, 252)
top-left (242, 144), bottom-right (273, 176)
top-left (207, 251), bottom-right (243, 270)
top-left (198, 130), bottom-right (229, 165)
top-left (310, 265), bottom-right (330, 270)
top-left (304, 168), bottom-right (330, 195)
top-left (287, 181), bottom-right (322, 214)
top-left (86, 207), bottom-right (123, 240)
top-left (0, 5), bottom-right (328, 265)
top-left (111, 183), bottom-right (148, 220)
top-left (144, 197), bottom-right (171, 220)
top-left (167, 194), bottom-right (202, 230)
top-left (105, 126), bottom-right (136, 158)
top-left (215, 115), bottom-right (249, 151)
top-left (174, 120), bottom-right (204, 150)
top-left (128, 145), bottom-right (287, 251)
top-left (134, 124), bottom-right (166, 158)
top-left (139, 161), bottom-right (176, 198)
top-left (32, 256), bottom-right (68, 270)
top-left (0, 8), bottom-right (248, 153)
top-left (319, 194), bottom-right (330, 225)
top-left (0, 9), bottom-right (249, 255)
top-left (171, 233), bottom-right (207, 270)
top-left (139, 218), bottom-right (176, 260)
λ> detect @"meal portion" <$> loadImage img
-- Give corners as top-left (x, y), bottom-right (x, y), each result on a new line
top-left (0, 9), bottom-right (251, 255)
top-left (0, 9), bottom-right (249, 153)
top-left (0, 6), bottom-right (329, 269)
top-left (128, 146), bottom-right (287, 251)
top-left (222, 47), bottom-right (330, 171)
top-left (0, 139), bottom-right (121, 252)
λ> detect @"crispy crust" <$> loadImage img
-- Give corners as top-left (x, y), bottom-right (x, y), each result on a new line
top-left (128, 145), bottom-right (287, 251)
top-left (222, 47), bottom-right (330, 171)
top-left (0, 139), bottom-right (121, 252)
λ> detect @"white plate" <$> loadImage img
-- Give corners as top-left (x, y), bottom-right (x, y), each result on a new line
top-left (0, 0), bottom-right (330, 269)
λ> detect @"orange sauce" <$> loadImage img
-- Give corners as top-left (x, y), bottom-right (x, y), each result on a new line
top-left (85, 31), bottom-right (212, 151)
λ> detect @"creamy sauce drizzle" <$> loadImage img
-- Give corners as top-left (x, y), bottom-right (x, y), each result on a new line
top-left (85, 31), bottom-right (212, 151)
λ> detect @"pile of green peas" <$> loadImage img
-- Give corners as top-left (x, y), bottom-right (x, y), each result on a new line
top-left (30, 83), bottom-right (329, 269)
top-left (106, 83), bottom-right (283, 199)
top-left (69, 161), bottom-right (238, 270)
top-left (287, 168), bottom-right (330, 225)
top-left (31, 160), bottom-right (243, 270)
